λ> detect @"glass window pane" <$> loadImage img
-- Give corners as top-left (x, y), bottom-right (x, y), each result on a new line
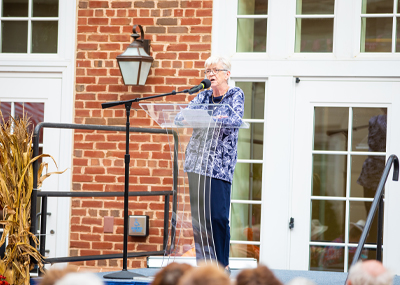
top-left (15, 102), bottom-right (45, 143)
top-left (1, 21), bottom-right (28, 53)
top-left (362, 0), bottom-right (393, 13)
top-left (236, 82), bottom-right (265, 120)
top-left (2, 0), bottom-right (28, 17)
top-left (310, 245), bottom-right (344, 271)
top-left (295, 18), bottom-right (334, 52)
top-left (33, 0), bottom-right (59, 17)
top-left (32, 21), bottom-right (58, 53)
top-left (230, 243), bottom-right (260, 260)
top-left (231, 203), bottom-right (261, 242)
top-left (237, 18), bottom-right (267, 52)
top-left (311, 200), bottom-right (345, 242)
top-left (350, 201), bottom-right (379, 245)
top-left (297, 0), bottom-right (335, 15)
top-left (238, 123), bottom-right (263, 160)
top-left (353, 154), bottom-right (385, 197)
top-left (233, 163), bottom-right (262, 201)
top-left (314, 107), bottom-right (348, 151)
top-left (238, 0), bottom-right (268, 15)
top-left (312, 154), bottom-right (347, 197)
top-left (352, 108), bottom-right (386, 152)
top-left (351, 154), bottom-right (368, 197)
top-left (361, 17), bottom-right (392, 52)
top-left (348, 248), bottom-right (376, 270)
top-left (0, 102), bottom-right (11, 123)
top-left (398, 0), bottom-right (400, 13)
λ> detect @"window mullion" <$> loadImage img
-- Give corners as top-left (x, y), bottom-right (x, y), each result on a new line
top-left (360, 13), bottom-right (395, 17)
top-left (295, 15), bottom-right (335, 19)
top-left (393, 0), bottom-right (398, 52)
top-left (392, 15), bottom-right (396, 52)
top-left (27, 0), bottom-right (32, 54)
top-left (294, 0), bottom-right (302, 52)
top-left (237, 15), bottom-right (268, 19)
top-left (10, 102), bottom-right (15, 118)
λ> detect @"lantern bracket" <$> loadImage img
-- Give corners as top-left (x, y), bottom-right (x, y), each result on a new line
top-left (132, 24), bottom-right (151, 55)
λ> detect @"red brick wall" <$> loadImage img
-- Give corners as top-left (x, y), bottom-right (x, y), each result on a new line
top-left (72, 0), bottom-right (212, 270)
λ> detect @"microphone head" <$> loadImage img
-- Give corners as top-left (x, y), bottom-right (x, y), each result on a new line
top-left (201, 79), bottom-right (211, 89)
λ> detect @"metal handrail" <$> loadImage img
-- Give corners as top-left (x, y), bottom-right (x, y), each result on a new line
top-left (347, 154), bottom-right (399, 277)
top-left (30, 122), bottom-right (179, 264)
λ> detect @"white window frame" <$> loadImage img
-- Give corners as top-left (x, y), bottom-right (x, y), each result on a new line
top-left (229, 78), bottom-right (267, 263)
top-left (359, 0), bottom-right (399, 53)
top-left (236, 1), bottom-right (268, 54)
top-left (0, 0), bottom-right (59, 55)
top-left (309, 105), bottom-right (386, 271)
top-left (353, 0), bottom-right (400, 58)
top-left (294, 10), bottom-right (336, 54)
top-left (0, 0), bottom-right (72, 60)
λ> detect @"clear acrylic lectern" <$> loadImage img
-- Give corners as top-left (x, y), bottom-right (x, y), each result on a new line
top-left (140, 103), bottom-right (249, 267)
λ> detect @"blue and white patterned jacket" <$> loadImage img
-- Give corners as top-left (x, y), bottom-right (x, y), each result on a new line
top-left (177, 87), bottom-right (245, 183)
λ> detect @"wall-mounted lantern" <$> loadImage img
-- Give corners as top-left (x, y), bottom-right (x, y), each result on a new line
top-left (116, 25), bottom-right (153, 85)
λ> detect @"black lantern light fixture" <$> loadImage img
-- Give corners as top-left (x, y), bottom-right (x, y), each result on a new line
top-left (117, 24), bottom-right (153, 85)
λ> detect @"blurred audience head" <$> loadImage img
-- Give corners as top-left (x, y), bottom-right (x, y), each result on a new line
top-left (152, 262), bottom-right (193, 285)
top-left (236, 264), bottom-right (283, 285)
top-left (286, 277), bottom-right (317, 285)
top-left (54, 272), bottom-right (104, 285)
top-left (179, 263), bottom-right (230, 285)
top-left (39, 266), bottom-right (77, 285)
top-left (347, 260), bottom-right (393, 285)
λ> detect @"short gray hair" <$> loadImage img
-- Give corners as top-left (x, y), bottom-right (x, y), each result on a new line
top-left (204, 55), bottom-right (231, 71)
top-left (347, 261), bottom-right (394, 285)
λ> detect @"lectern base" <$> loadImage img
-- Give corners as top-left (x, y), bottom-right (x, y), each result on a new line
top-left (103, 269), bottom-right (143, 279)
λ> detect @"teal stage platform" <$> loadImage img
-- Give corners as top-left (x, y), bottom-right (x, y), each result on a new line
top-left (30, 268), bottom-right (400, 285)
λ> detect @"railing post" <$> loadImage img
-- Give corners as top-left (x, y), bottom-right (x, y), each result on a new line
top-left (376, 194), bottom-right (384, 261)
top-left (163, 194), bottom-right (170, 251)
top-left (39, 196), bottom-right (48, 257)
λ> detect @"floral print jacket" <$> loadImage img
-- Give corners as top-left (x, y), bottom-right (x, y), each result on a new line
top-left (176, 87), bottom-right (245, 183)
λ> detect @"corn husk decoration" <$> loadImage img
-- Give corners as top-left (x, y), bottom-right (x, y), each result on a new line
top-left (0, 112), bottom-right (66, 285)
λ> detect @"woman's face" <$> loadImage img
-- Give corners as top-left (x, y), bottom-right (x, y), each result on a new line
top-left (205, 63), bottom-right (230, 89)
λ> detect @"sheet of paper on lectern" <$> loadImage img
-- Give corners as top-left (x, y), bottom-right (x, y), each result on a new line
top-left (181, 108), bottom-right (213, 128)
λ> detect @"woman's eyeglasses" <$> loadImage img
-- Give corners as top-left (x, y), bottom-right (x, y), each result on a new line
top-left (204, 69), bottom-right (227, 75)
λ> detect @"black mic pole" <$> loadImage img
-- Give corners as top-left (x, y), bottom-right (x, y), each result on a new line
top-left (102, 88), bottom-right (189, 280)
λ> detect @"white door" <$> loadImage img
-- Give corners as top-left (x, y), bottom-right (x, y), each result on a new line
top-left (0, 73), bottom-right (67, 260)
top-left (290, 78), bottom-right (400, 273)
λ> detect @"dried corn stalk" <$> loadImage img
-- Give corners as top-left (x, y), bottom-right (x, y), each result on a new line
top-left (0, 113), bottom-right (65, 285)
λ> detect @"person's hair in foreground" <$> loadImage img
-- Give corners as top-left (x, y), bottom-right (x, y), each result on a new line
top-left (39, 266), bottom-right (77, 285)
top-left (235, 264), bottom-right (283, 285)
top-left (151, 262), bottom-right (193, 285)
top-left (346, 260), bottom-right (394, 285)
top-left (178, 263), bottom-right (230, 285)
top-left (54, 272), bottom-right (104, 285)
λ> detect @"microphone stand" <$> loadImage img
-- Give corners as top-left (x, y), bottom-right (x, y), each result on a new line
top-left (102, 88), bottom-right (189, 280)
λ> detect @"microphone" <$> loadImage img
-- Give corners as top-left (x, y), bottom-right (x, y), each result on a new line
top-left (188, 79), bottom-right (211, 94)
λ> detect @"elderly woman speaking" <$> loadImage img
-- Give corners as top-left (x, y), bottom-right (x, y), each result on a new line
top-left (179, 55), bottom-right (245, 273)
